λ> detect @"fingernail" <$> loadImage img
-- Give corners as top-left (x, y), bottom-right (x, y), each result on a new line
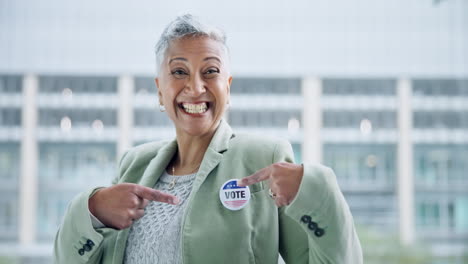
top-left (237, 179), bottom-right (244, 186)
top-left (172, 197), bottom-right (180, 205)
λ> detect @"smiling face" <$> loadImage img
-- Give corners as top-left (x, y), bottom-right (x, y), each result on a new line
top-left (156, 36), bottom-right (232, 138)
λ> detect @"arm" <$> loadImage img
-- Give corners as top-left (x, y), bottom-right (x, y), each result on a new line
top-left (53, 188), bottom-right (118, 263)
top-left (279, 164), bottom-right (363, 263)
top-left (275, 140), bottom-right (363, 264)
top-left (238, 140), bottom-right (363, 263)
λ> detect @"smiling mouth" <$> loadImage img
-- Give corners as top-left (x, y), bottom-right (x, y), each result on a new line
top-left (178, 102), bottom-right (210, 114)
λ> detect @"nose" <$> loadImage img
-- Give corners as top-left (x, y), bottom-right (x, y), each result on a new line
top-left (184, 73), bottom-right (206, 97)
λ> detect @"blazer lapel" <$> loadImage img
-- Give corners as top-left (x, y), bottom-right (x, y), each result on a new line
top-left (112, 139), bottom-right (177, 263)
top-left (139, 140), bottom-right (178, 188)
top-left (192, 119), bottom-right (233, 191)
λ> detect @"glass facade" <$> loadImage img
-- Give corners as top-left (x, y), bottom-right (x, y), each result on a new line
top-left (323, 144), bottom-right (397, 229)
top-left (37, 143), bottom-right (116, 241)
top-left (321, 78), bottom-right (399, 232)
top-left (412, 79), bottom-right (468, 261)
top-left (1, 75), bottom-right (468, 262)
top-left (0, 143), bottom-right (19, 242)
top-left (415, 145), bottom-right (468, 233)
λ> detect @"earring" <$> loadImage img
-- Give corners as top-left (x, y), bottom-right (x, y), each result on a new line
top-left (159, 104), bottom-right (166, 112)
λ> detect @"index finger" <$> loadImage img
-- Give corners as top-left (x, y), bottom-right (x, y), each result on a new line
top-left (132, 185), bottom-right (180, 205)
top-left (237, 167), bottom-right (270, 187)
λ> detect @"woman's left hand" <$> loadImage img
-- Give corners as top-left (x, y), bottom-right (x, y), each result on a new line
top-left (237, 162), bottom-right (304, 207)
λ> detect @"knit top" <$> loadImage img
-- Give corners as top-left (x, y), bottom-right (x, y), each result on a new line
top-left (123, 170), bottom-right (197, 264)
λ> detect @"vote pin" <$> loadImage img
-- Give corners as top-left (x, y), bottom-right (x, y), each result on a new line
top-left (219, 179), bottom-right (251, 211)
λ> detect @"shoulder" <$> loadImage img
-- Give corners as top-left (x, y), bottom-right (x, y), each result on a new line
top-left (230, 133), bottom-right (289, 151)
top-left (119, 140), bottom-right (171, 174)
top-left (228, 133), bottom-right (294, 163)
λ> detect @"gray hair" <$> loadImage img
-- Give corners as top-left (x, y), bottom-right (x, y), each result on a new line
top-left (155, 14), bottom-right (229, 75)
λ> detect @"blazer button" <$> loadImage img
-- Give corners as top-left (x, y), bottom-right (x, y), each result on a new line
top-left (83, 244), bottom-right (92, 252)
top-left (308, 222), bottom-right (318, 231)
top-left (86, 239), bottom-right (95, 247)
top-left (78, 248), bottom-right (85, 256)
top-left (301, 215), bottom-right (311, 223)
top-left (314, 228), bottom-right (325, 237)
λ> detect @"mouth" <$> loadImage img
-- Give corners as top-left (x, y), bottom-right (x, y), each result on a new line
top-left (178, 101), bottom-right (211, 115)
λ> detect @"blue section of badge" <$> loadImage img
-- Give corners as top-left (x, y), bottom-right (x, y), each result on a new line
top-left (222, 180), bottom-right (244, 190)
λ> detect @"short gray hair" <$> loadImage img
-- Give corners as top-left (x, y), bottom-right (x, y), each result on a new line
top-left (155, 14), bottom-right (228, 75)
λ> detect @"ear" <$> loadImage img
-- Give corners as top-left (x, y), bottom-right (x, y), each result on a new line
top-left (155, 77), bottom-right (163, 104)
top-left (226, 76), bottom-right (232, 104)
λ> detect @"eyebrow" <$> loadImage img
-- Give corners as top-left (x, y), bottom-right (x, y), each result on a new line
top-left (168, 56), bottom-right (221, 64)
top-left (168, 57), bottom-right (188, 64)
top-left (204, 56), bottom-right (221, 63)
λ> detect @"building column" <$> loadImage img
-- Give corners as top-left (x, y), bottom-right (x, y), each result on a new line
top-left (397, 78), bottom-right (415, 245)
top-left (19, 74), bottom-right (38, 244)
top-left (118, 75), bottom-right (134, 160)
top-left (302, 77), bottom-right (322, 164)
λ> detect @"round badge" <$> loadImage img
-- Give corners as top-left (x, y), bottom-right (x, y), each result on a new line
top-left (219, 179), bottom-right (251, 211)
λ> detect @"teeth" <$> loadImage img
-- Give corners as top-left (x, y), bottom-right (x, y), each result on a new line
top-left (182, 102), bottom-right (208, 114)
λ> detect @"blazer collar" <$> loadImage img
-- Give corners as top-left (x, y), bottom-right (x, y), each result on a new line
top-left (206, 118), bottom-right (233, 153)
top-left (138, 119), bottom-right (233, 188)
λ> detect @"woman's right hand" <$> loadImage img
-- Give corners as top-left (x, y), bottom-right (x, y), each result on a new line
top-left (88, 183), bottom-right (180, 230)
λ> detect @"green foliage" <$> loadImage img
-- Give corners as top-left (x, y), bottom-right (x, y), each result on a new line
top-left (0, 256), bottom-right (18, 264)
top-left (357, 225), bottom-right (433, 264)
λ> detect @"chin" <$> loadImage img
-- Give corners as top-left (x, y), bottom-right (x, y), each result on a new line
top-left (178, 119), bottom-right (218, 137)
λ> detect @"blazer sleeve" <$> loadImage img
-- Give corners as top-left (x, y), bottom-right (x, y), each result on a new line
top-left (53, 150), bottom-right (130, 264)
top-left (276, 140), bottom-right (363, 264)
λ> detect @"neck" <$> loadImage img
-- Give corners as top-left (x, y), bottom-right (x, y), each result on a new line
top-left (172, 126), bottom-right (217, 175)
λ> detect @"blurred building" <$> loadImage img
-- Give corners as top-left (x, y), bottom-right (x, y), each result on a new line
top-left (0, 0), bottom-right (467, 263)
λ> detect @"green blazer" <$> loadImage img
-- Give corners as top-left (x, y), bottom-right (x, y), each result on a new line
top-left (54, 120), bottom-right (363, 263)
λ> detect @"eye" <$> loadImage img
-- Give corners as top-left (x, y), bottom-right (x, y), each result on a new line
top-left (171, 69), bottom-right (188, 78)
top-left (204, 68), bottom-right (220, 77)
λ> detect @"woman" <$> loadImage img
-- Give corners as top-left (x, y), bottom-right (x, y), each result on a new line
top-left (54, 14), bottom-right (363, 264)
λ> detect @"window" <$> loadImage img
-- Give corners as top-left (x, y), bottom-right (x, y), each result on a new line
top-left (229, 110), bottom-right (301, 128)
top-left (454, 197), bottom-right (468, 232)
top-left (0, 143), bottom-right (19, 181)
top-left (414, 145), bottom-right (468, 186)
top-left (230, 78), bottom-right (301, 94)
top-left (39, 76), bottom-right (118, 94)
top-left (0, 108), bottom-right (21, 126)
top-left (134, 109), bottom-right (172, 127)
top-left (416, 201), bottom-right (441, 227)
top-left (135, 77), bottom-right (157, 94)
top-left (39, 109), bottom-right (117, 127)
top-left (414, 111), bottom-right (468, 129)
top-left (0, 196), bottom-right (17, 240)
top-left (0, 75), bottom-right (22, 93)
top-left (323, 144), bottom-right (396, 187)
top-left (322, 79), bottom-right (396, 95)
top-left (323, 111), bottom-right (397, 129)
top-left (39, 143), bottom-right (116, 183)
top-left (413, 79), bottom-right (468, 96)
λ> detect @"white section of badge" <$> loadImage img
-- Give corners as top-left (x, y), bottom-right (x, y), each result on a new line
top-left (219, 179), bottom-right (251, 211)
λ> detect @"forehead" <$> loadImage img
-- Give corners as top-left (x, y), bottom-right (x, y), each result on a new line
top-left (166, 36), bottom-right (227, 61)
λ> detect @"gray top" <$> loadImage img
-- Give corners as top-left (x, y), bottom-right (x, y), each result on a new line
top-left (123, 170), bottom-right (197, 264)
